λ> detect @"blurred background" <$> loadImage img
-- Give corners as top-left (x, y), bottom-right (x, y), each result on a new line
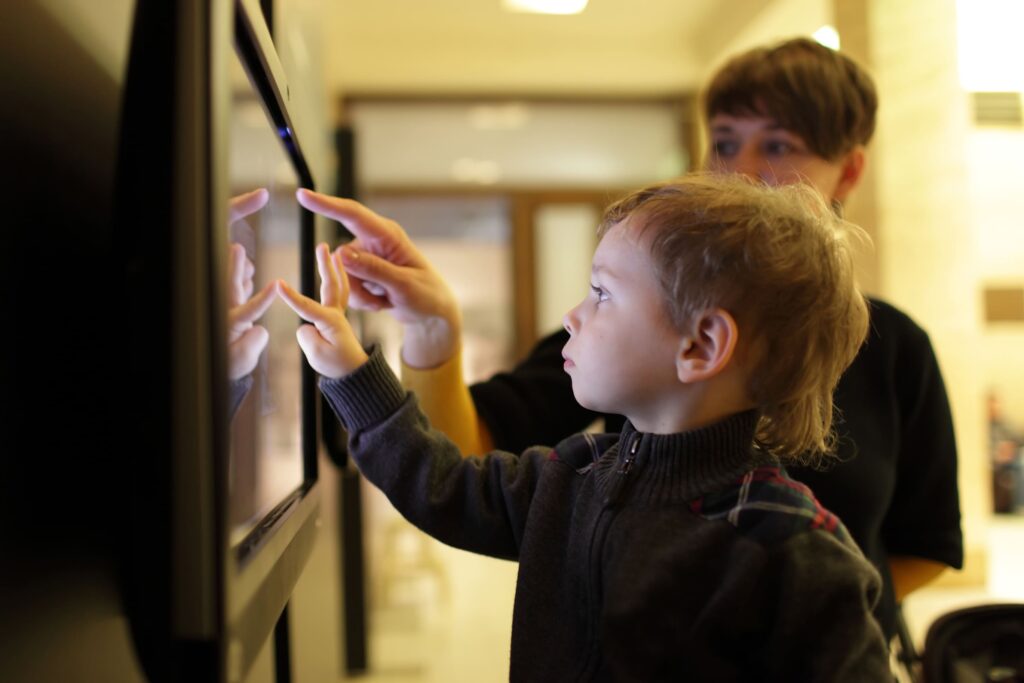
top-left (10, 0), bottom-right (1024, 680)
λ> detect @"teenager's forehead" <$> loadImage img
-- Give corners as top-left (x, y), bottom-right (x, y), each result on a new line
top-left (709, 114), bottom-right (791, 133)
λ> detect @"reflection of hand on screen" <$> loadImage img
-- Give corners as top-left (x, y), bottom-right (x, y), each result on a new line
top-left (227, 188), bottom-right (273, 381)
top-left (277, 243), bottom-right (368, 379)
top-left (228, 243), bottom-right (275, 380)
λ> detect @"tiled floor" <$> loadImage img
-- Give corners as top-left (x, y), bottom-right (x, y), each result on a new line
top-left (358, 498), bottom-right (517, 682)
top-left (357, 488), bottom-right (1024, 681)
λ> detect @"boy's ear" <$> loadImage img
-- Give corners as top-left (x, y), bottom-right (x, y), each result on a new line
top-left (676, 308), bottom-right (739, 384)
top-left (833, 145), bottom-right (866, 203)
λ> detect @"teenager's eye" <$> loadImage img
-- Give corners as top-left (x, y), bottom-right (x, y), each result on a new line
top-left (711, 139), bottom-right (738, 157)
top-left (590, 284), bottom-right (609, 303)
top-left (763, 139), bottom-right (798, 157)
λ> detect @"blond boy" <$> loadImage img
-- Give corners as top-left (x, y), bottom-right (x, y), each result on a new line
top-left (278, 175), bottom-right (890, 680)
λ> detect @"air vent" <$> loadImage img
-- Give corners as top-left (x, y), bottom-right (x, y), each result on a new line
top-left (972, 92), bottom-right (1023, 126)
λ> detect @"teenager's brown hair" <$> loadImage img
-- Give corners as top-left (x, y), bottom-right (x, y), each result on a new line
top-left (599, 175), bottom-right (869, 462)
top-left (703, 37), bottom-right (877, 160)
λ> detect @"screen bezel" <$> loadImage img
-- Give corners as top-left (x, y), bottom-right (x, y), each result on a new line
top-left (117, 1), bottom-right (321, 680)
top-left (217, 1), bottom-right (320, 680)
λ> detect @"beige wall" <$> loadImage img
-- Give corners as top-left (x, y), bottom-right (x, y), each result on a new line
top-left (837, 0), bottom-right (1024, 575)
top-left (870, 0), bottom-right (987, 551)
top-left (970, 128), bottom-right (1024, 423)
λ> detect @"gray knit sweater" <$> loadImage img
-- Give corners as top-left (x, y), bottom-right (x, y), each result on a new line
top-left (321, 347), bottom-right (891, 681)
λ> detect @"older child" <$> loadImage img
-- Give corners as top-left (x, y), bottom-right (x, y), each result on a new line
top-left (277, 175), bottom-right (891, 680)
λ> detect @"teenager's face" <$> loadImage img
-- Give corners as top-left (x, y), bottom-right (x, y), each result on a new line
top-left (562, 220), bottom-right (684, 423)
top-left (706, 114), bottom-right (861, 203)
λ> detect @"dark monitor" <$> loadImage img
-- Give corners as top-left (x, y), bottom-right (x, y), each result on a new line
top-left (117, 1), bottom-right (320, 680)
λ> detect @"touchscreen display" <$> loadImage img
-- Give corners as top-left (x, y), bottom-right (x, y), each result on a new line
top-left (226, 50), bottom-right (304, 543)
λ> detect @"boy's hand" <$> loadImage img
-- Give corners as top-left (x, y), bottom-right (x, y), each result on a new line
top-left (277, 242), bottom-right (369, 379)
top-left (296, 189), bottom-right (462, 369)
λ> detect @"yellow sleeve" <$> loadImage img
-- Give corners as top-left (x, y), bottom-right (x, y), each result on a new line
top-left (400, 347), bottom-right (494, 456)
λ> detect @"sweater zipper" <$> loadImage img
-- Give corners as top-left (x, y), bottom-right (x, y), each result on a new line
top-left (604, 433), bottom-right (640, 505)
top-left (578, 434), bottom-right (640, 679)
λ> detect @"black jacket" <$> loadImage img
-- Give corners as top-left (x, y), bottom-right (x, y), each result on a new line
top-left (322, 349), bottom-right (891, 681)
top-left (470, 297), bottom-right (964, 639)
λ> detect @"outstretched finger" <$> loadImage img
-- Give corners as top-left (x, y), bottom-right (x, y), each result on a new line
top-left (296, 188), bottom-right (379, 225)
top-left (277, 278), bottom-right (331, 326)
top-left (338, 245), bottom-right (410, 294)
top-left (297, 189), bottom-right (397, 245)
top-left (229, 188), bottom-right (270, 223)
top-left (229, 280), bottom-right (276, 327)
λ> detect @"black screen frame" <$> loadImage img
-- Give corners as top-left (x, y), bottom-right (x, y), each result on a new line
top-left (117, 1), bottom-right (321, 680)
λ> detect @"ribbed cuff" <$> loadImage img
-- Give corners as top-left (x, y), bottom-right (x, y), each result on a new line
top-left (319, 345), bottom-right (407, 431)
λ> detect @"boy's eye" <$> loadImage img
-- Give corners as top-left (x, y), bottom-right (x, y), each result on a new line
top-left (590, 284), bottom-right (609, 303)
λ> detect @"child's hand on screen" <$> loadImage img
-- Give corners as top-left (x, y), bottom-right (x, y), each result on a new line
top-left (227, 242), bottom-right (274, 380)
top-left (296, 188), bottom-right (462, 370)
top-left (277, 243), bottom-right (369, 379)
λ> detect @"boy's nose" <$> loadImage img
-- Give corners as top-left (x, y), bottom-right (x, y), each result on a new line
top-left (563, 307), bottom-right (578, 336)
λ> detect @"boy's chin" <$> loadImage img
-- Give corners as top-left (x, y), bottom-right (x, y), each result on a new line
top-left (570, 386), bottom-right (602, 414)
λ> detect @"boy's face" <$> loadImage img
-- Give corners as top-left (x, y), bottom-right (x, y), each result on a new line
top-left (705, 114), bottom-right (862, 203)
top-left (561, 219), bottom-right (685, 427)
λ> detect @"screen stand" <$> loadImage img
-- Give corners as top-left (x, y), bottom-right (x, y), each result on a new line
top-left (273, 603), bottom-right (292, 683)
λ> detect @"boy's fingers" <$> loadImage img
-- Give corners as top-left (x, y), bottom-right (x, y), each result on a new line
top-left (276, 279), bottom-right (328, 324)
top-left (316, 242), bottom-right (340, 307)
top-left (294, 324), bottom-right (321, 360)
top-left (333, 250), bottom-right (351, 305)
top-left (295, 324), bottom-right (342, 370)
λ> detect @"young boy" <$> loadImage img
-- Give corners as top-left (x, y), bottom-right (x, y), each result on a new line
top-left (277, 174), bottom-right (891, 680)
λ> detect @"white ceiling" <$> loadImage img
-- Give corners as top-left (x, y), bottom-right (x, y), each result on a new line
top-left (316, 0), bottom-right (833, 97)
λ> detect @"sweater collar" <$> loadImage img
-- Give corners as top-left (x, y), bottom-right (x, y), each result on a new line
top-left (594, 410), bottom-right (776, 505)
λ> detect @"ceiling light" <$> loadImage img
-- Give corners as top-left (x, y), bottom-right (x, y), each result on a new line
top-left (468, 103), bottom-right (530, 130)
top-left (452, 158), bottom-right (502, 185)
top-left (502, 0), bottom-right (589, 15)
top-left (812, 25), bottom-right (840, 50)
top-left (957, 0), bottom-right (1024, 91)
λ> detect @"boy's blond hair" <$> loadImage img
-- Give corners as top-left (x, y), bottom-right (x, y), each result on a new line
top-left (703, 37), bottom-right (877, 161)
top-left (599, 175), bottom-right (869, 462)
